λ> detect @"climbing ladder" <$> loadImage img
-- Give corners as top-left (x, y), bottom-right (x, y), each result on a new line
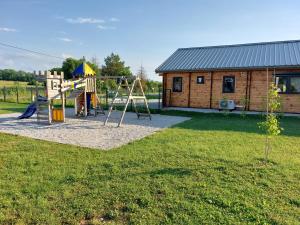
top-left (104, 76), bottom-right (151, 127)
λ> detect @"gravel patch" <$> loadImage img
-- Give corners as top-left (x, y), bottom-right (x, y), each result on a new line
top-left (0, 109), bottom-right (190, 150)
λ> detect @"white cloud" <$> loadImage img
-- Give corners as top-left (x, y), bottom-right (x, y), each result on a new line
top-left (110, 17), bottom-right (120, 22)
top-left (0, 27), bottom-right (17, 32)
top-left (97, 25), bottom-right (116, 30)
top-left (58, 37), bottom-right (72, 42)
top-left (66, 17), bottom-right (105, 24)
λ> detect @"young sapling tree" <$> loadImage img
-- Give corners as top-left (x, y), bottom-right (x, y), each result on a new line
top-left (258, 83), bottom-right (283, 163)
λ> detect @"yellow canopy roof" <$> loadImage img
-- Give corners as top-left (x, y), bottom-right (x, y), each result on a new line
top-left (73, 62), bottom-right (96, 77)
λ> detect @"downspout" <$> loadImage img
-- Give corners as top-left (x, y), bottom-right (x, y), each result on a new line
top-left (248, 71), bottom-right (252, 111)
top-left (245, 71), bottom-right (249, 110)
top-left (209, 72), bottom-right (213, 109)
top-left (162, 74), bottom-right (166, 107)
top-left (188, 72), bottom-right (192, 107)
top-left (266, 68), bottom-right (269, 114)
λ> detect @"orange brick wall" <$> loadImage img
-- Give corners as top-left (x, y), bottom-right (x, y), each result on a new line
top-left (211, 71), bottom-right (248, 109)
top-left (189, 72), bottom-right (211, 108)
top-left (165, 73), bottom-right (190, 107)
top-left (249, 69), bottom-right (300, 113)
top-left (163, 69), bottom-right (300, 113)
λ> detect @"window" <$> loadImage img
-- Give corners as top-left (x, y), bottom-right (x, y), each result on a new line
top-left (173, 77), bottom-right (182, 92)
top-left (197, 76), bottom-right (205, 84)
top-left (51, 81), bottom-right (58, 90)
top-left (223, 76), bottom-right (235, 93)
top-left (290, 77), bottom-right (300, 93)
top-left (276, 76), bottom-right (288, 93)
top-left (276, 75), bottom-right (300, 94)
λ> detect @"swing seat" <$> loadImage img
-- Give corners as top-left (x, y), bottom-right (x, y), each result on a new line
top-left (137, 113), bottom-right (152, 119)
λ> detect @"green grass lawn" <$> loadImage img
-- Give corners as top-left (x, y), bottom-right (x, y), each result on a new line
top-left (0, 112), bottom-right (299, 224)
top-left (0, 80), bottom-right (30, 87)
top-left (0, 102), bottom-right (27, 114)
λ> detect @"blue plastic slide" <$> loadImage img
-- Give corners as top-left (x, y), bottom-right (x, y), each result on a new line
top-left (18, 102), bottom-right (37, 119)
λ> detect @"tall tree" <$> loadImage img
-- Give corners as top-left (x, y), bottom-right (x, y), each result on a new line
top-left (101, 53), bottom-right (131, 77)
top-left (136, 65), bottom-right (148, 81)
top-left (136, 65), bottom-right (148, 91)
top-left (62, 58), bottom-right (81, 79)
top-left (0, 69), bottom-right (34, 83)
top-left (91, 56), bottom-right (100, 68)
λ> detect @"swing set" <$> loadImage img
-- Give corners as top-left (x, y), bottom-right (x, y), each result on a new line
top-left (102, 76), bottom-right (151, 127)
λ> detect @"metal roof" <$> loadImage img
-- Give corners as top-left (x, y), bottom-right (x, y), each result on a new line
top-left (155, 40), bottom-right (300, 73)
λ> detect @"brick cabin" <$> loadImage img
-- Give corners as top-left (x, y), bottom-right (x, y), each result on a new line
top-left (156, 40), bottom-right (300, 113)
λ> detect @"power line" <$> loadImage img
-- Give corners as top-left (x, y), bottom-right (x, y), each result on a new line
top-left (0, 41), bottom-right (65, 60)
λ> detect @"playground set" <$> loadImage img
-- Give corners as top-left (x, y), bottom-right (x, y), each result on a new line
top-left (18, 63), bottom-right (151, 127)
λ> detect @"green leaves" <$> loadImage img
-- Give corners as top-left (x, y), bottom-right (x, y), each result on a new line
top-left (101, 53), bottom-right (132, 77)
top-left (258, 114), bottom-right (283, 136)
top-left (61, 58), bottom-right (99, 79)
top-left (258, 83), bottom-right (283, 137)
top-left (258, 83), bottom-right (283, 162)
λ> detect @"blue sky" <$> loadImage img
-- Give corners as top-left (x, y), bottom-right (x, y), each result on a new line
top-left (1, 0), bottom-right (300, 81)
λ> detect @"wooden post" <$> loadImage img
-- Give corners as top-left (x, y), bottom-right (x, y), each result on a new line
top-left (35, 71), bottom-right (38, 101)
top-left (30, 87), bottom-right (33, 102)
top-left (104, 78), bottom-right (124, 125)
top-left (61, 72), bottom-right (65, 122)
top-left (74, 98), bottom-right (77, 116)
top-left (16, 86), bottom-right (19, 103)
top-left (118, 79), bottom-right (136, 126)
top-left (48, 100), bottom-right (52, 124)
top-left (106, 89), bottom-right (108, 107)
top-left (158, 87), bottom-right (161, 109)
top-left (94, 76), bottom-right (97, 116)
top-left (84, 82), bottom-right (87, 117)
top-left (3, 86), bottom-right (6, 102)
top-left (35, 71), bottom-right (39, 123)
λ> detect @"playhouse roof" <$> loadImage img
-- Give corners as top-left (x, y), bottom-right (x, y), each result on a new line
top-left (155, 40), bottom-right (300, 73)
top-left (73, 63), bottom-right (96, 77)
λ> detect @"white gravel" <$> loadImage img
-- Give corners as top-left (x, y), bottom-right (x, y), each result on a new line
top-left (0, 109), bottom-right (190, 150)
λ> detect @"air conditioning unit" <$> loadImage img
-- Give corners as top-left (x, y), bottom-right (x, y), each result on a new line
top-left (219, 100), bottom-right (235, 111)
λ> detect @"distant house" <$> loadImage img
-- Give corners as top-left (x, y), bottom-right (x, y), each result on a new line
top-left (156, 40), bottom-right (300, 113)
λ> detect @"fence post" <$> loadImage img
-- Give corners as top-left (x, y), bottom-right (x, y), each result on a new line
top-left (65, 91), bottom-right (67, 106)
top-left (30, 87), bottom-right (33, 102)
top-left (106, 89), bottom-right (108, 107)
top-left (3, 86), bottom-right (6, 102)
top-left (16, 86), bottom-right (19, 103)
top-left (158, 87), bottom-right (161, 109)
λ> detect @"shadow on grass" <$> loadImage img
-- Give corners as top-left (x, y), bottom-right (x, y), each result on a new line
top-left (0, 107), bottom-right (25, 112)
top-left (162, 110), bottom-right (300, 137)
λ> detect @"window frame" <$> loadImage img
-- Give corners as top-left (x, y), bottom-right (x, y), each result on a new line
top-left (222, 76), bottom-right (235, 93)
top-left (172, 77), bottom-right (183, 92)
top-left (275, 74), bottom-right (300, 94)
top-left (196, 76), bottom-right (205, 84)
